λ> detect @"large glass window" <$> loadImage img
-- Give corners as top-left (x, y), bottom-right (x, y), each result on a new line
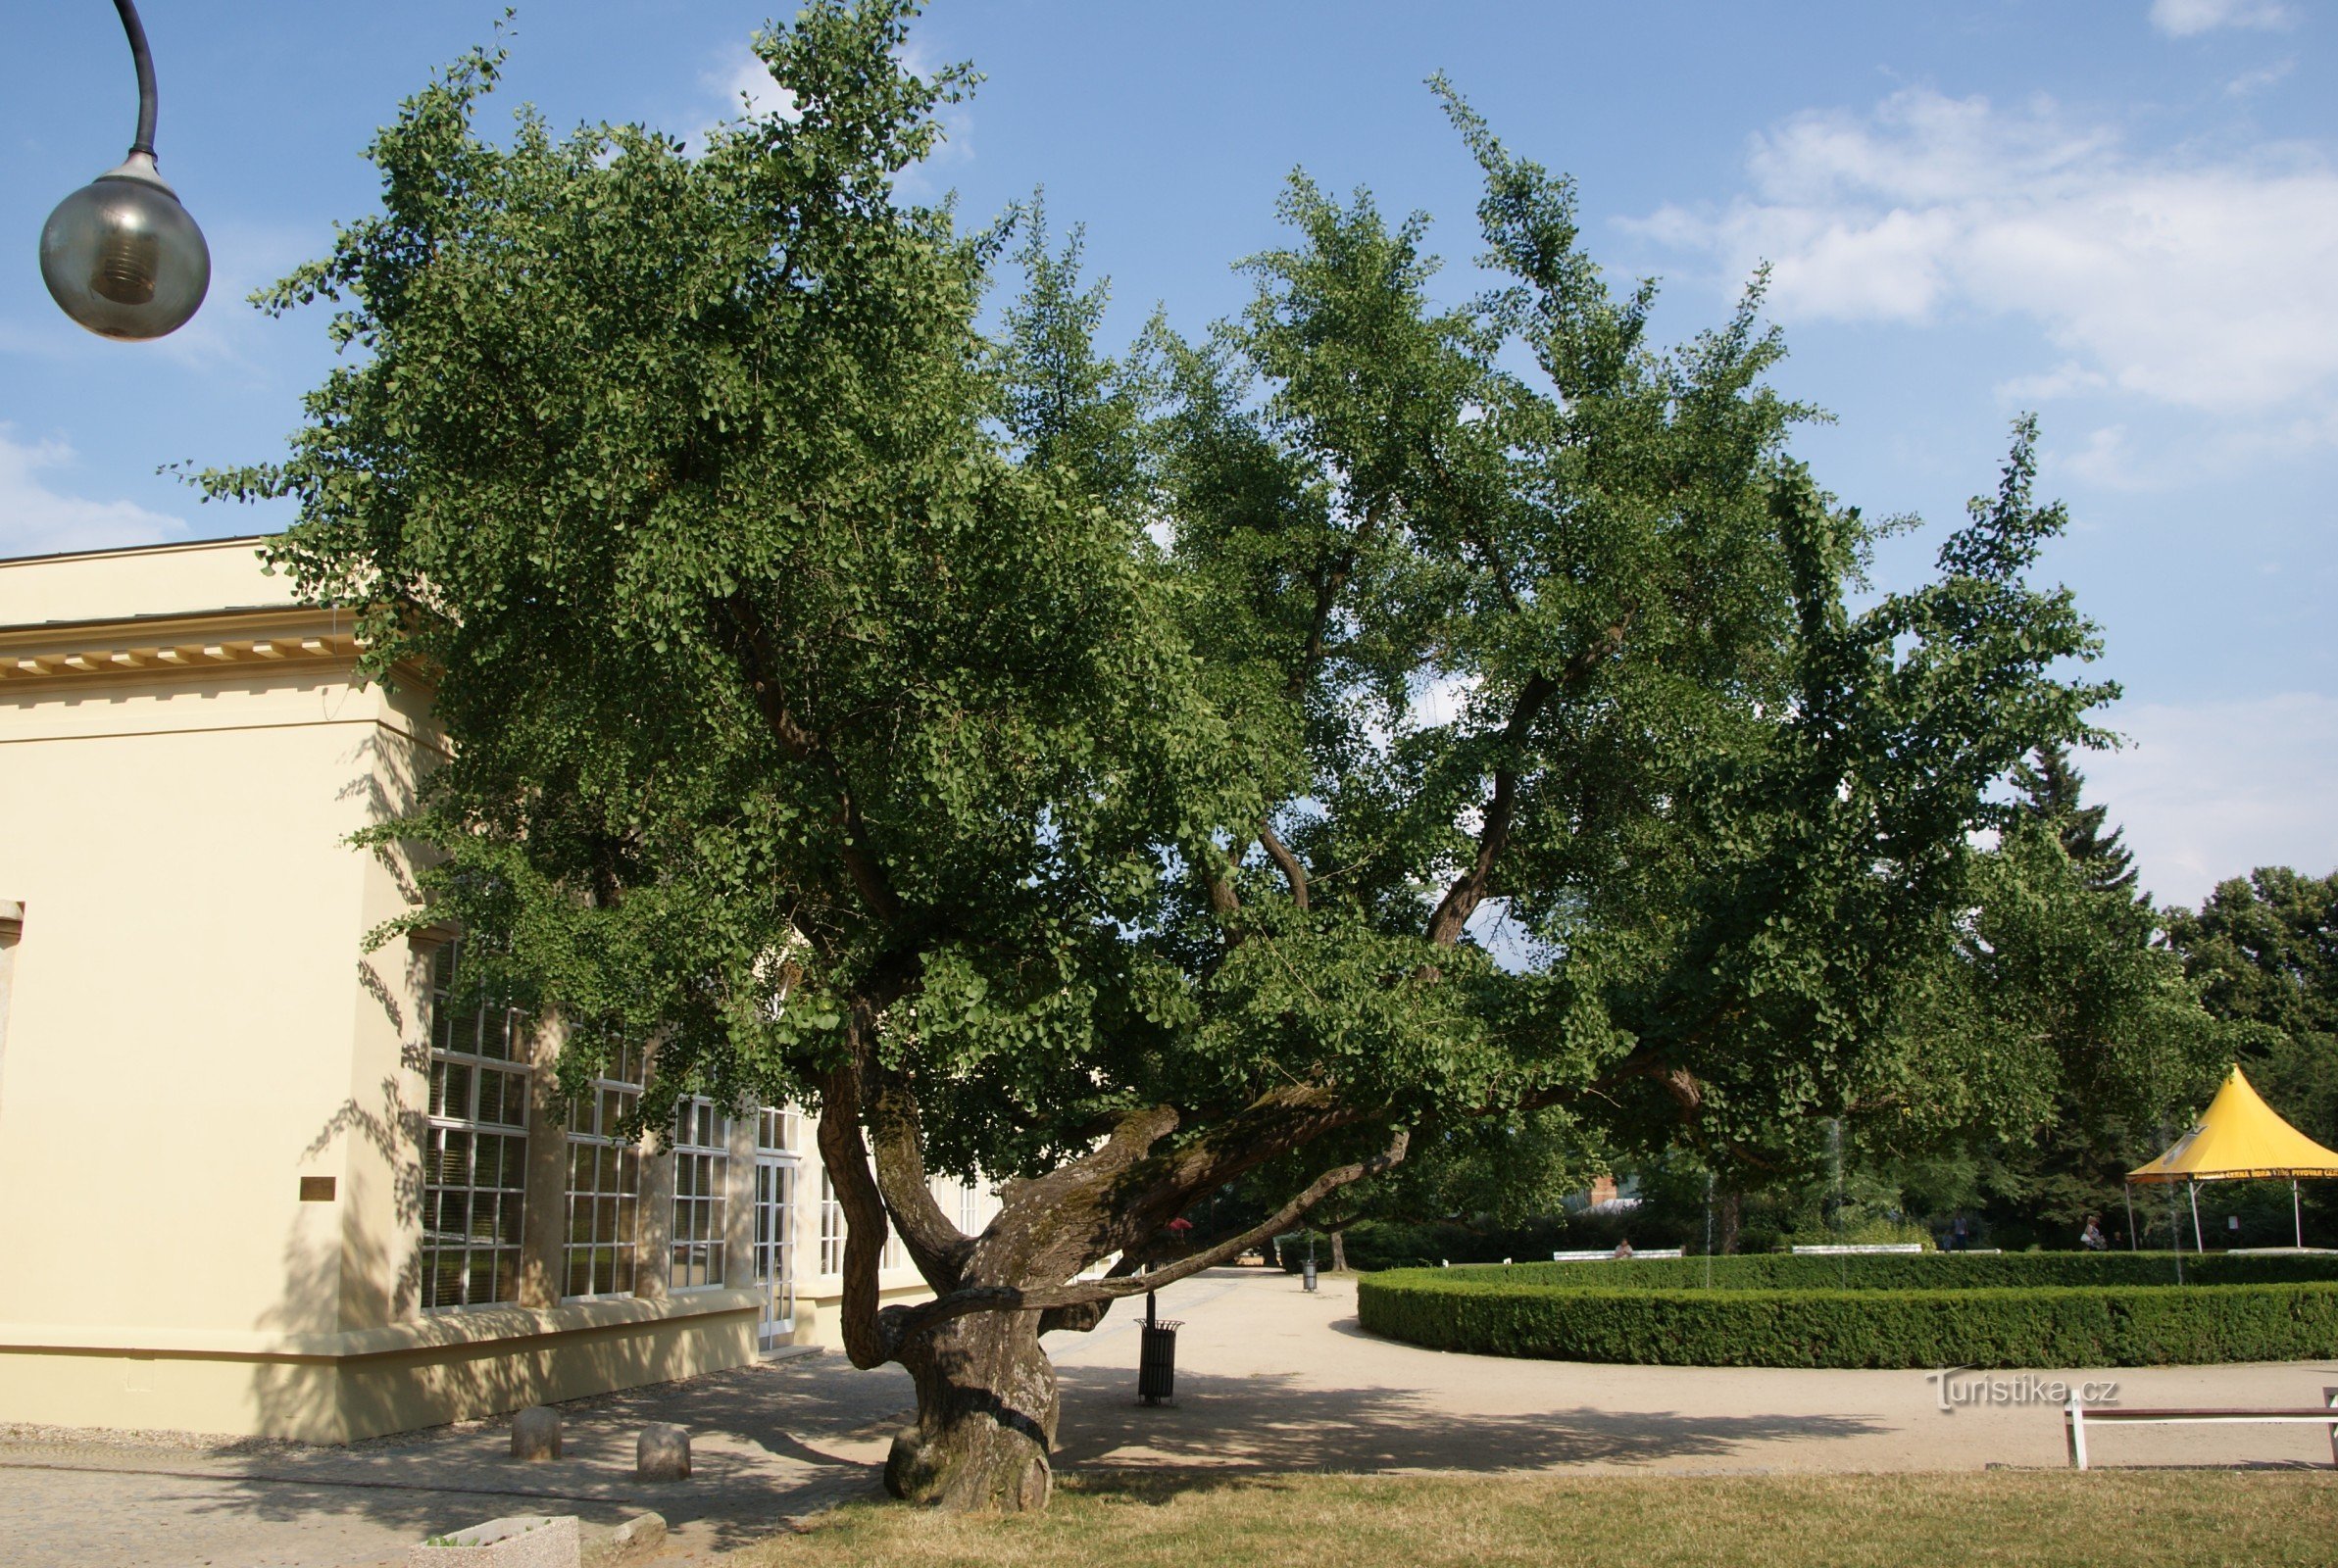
top-left (670, 1097), bottom-right (730, 1291)
top-left (563, 1045), bottom-right (643, 1299)
top-left (819, 1166), bottom-right (845, 1276)
top-left (422, 942), bottom-right (529, 1310)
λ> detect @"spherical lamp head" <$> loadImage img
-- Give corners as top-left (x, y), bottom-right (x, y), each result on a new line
top-left (39, 152), bottom-right (210, 341)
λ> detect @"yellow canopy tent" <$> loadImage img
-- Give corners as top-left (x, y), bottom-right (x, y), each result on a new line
top-left (2126, 1066), bottom-right (2338, 1250)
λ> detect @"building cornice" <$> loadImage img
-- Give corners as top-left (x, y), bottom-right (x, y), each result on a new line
top-left (0, 604), bottom-right (379, 690)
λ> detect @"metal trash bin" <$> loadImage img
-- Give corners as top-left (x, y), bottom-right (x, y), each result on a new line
top-left (1302, 1257), bottom-right (1318, 1292)
top-left (1138, 1319), bottom-right (1182, 1405)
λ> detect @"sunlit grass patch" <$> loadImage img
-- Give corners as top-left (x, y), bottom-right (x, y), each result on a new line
top-left (725, 1468), bottom-right (2338, 1568)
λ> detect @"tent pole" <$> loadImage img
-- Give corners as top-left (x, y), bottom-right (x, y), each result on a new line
top-left (2124, 1183), bottom-right (2138, 1251)
top-left (2189, 1180), bottom-right (2205, 1253)
top-left (2296, 1179), bottom-right (2304, 1250)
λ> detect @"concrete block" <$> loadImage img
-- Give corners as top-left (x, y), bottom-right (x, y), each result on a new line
top-left (608, 1512), bottom-right (667, 1552)
top-left (511, 1405), bottom-right (562, 1461)
top-left (409, 1514), bottom-right (579, 1567)
top-left (635, 1423), bottom-right (691, 1481)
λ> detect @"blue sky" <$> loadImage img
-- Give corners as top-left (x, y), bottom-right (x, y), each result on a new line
top-left (5, 1), bottom-right (2331, 907)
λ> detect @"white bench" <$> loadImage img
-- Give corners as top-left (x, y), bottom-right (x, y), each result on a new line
top-left (1790, 1243), bottom-right (1925, 1255)
top-left (2064, 1390), bottom-right (2338, 1470)
top-left (1549, 1249), bottom-right (1685, 1261)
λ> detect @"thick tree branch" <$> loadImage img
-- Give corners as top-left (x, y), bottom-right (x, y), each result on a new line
top-left (1257, 819), bottom-right (1310, 909)
top-left (1422, 617), bottom-right (1631, 951)
top-left (1200, 838), bottom-right (1243, 927)
top-left (1425, 670), bottom-right (1556, 948)
top-left (985, 1102), bottom-right (1182, 1281)
top-left (866, 1067), bottom-right (975, 1287)
top-left (815, 1038), bottom-right (894, 1370)
top-left (1284, 504), bottom-right (1383, 701)
top-left (883, 1127), bottom-right (1410, 1347)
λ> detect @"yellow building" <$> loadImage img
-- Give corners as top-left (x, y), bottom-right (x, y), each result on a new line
top-left (0, 535), bottom-right (986, 1442)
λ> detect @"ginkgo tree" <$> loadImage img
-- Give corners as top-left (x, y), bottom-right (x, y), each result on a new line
top-left (207, 1), bottom-right (2117, 1511)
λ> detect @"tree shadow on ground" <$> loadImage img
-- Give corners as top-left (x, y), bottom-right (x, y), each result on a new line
top-left (1053, 1364), bottom-right (1887, 1476)
top-left (4, 1355), bottom-right (909, 1557)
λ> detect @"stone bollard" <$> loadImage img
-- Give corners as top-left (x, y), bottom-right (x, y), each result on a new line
top-left (510, 1405), bottom-right (562, 1461)
top-left (408, 1514), bottom-right (578, 1567)
top-left (635, 1424), bottom-right (691, 1482)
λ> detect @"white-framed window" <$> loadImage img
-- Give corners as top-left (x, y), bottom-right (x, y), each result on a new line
top-left (670, 1097), bottom-right (730, 1292)
top-left (959, 1179), bottom-right (982, 1236)
top-left (757, 1105), bottom-right (798, 1154)
top-left (422, 942), bottom-right (529, 1310)
top-left (818, 1166), bottom-right (845, 1276)
top-left (814, 1159), bottom-right (912, 1272)
top-left (563, 1044), bottom-right (643, 1299)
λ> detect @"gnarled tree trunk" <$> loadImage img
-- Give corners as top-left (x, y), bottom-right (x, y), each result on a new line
top-left (884, 1307), bottom-right (1057, 1511)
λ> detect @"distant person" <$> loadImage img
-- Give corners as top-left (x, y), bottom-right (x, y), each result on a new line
top-left (1950, 1214), bottom-right (1970, 1251)
top-left (1612, 1238), bottom-right (1634, 1259)
top-left (2080, 1215), bottom-right (2108, 1251)
top-left (2228, 1214), bottom-right (2243, 1244)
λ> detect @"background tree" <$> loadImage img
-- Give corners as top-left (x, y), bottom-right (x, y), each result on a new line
top-left (206, 4), bottom-right (2123, 1510)
top-left (2165, 867), bottom-right (2338, 1234)
top-left (2013, 742), bottom-right (2139, 895)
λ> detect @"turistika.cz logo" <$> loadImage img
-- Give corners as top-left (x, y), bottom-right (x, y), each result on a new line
top-left (1925, 1367), bottom-right (2118, 1412)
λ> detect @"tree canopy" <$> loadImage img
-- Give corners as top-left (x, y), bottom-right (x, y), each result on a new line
top-left (202, 1), bottom-right (2153, 1508)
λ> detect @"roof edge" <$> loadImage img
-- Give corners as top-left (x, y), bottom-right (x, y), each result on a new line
top-left (0, 532), bottom-right (275, 568)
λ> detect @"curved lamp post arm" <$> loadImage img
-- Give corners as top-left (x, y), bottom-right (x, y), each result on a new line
top-left (115, 0), bottom-right (161, 159)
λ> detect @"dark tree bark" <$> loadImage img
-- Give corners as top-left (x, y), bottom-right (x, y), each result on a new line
top-left (1328, 1227), bottom-right (1348, 1273)
top-left (1716, 1189), bottom-right (1743, 1255)
top-left (822, 1103), bottom-right (1411, 1512)
top-left (884, 1307), bottom-right (1057, 1511)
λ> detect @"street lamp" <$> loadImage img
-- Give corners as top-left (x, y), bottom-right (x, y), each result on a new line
top-left (38, 0), bottom-right (210, 340)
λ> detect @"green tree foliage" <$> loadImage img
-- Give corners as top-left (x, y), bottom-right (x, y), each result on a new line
top-left (201, 3), bottom-right (2137, 1505)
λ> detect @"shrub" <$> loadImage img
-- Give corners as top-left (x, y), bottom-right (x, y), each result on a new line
top-left (1356, 1254), bottom-right (2338, 1368)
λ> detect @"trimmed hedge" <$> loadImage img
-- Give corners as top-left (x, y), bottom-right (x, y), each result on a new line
top-left (1357, 1258), bottom-right (2338, 1368)
top-left (1485, 1251), bottom-right (2338, 1293)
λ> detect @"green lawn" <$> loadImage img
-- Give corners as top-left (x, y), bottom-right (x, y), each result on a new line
top-left (726, 1470), bottom-right (2338, 1568)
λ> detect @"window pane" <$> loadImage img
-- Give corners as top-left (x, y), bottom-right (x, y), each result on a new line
top-left (420, 939), bottom-right (530, 1310)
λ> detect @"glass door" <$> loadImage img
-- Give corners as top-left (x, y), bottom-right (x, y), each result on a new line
top-left (753, 1152), bottom-right (797, 1349)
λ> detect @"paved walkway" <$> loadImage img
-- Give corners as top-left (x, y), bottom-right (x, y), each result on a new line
top-left (1045, 1270), bottom-right (2338, 1475)
top-left (6, 1266), bottom-right (2337, 1566)
top-left (0, 1348), bottom-right (913, 1567)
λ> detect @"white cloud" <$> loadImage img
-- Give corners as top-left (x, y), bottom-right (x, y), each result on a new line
top-left (2225, 58), bottom-right (2297, 96)
top-left (1629, 89), bottom-right (2338, 416)
top-left (702, 41), bottom-right (801, 130)
top-left (2057, 403), bottom-right (2338, 489)
top-left (2084, 693), bottom-right (2338, 908)
top-left (1995, 362), bottom-right (2110, 403)
top-left (0, 426), bottom-right (187, 559)
top-left (2151, 0), bottom-right (2294, 38)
